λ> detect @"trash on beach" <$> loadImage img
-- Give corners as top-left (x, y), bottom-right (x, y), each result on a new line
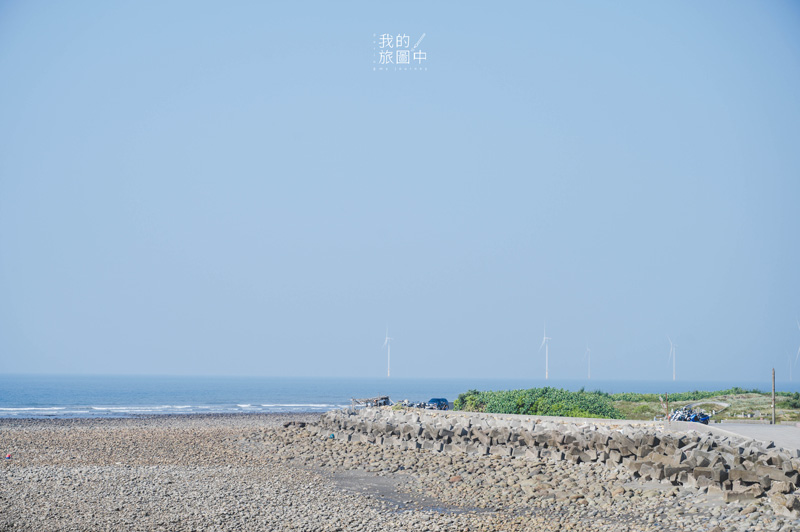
top-left (329, 433), bottom-right (335, 439)
top-left (5, 454), bottom-right (10, 460)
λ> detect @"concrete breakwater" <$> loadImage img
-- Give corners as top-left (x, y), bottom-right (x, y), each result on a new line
top-left (313, 407), bottom-right (800, 517)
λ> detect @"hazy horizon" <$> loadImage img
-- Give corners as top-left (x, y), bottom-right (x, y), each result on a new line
top-left (1, 2), bottom-right (799, 381)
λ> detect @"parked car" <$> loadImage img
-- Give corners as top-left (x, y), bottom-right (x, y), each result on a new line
top-left (426, 398), bottom-right (449, 410)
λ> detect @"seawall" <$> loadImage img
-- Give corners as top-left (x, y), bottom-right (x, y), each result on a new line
top-left (311, 407), bottom-right (800, 514)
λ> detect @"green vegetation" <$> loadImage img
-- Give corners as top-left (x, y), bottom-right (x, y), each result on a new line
top-left (606, 387), bottom-right (764, 402)
top-left (453, 386), bottom-right (800, 422)
top-left (779, 392), bottom-right (800, 409)
top-left (453, 387), bottom-right (623, 419)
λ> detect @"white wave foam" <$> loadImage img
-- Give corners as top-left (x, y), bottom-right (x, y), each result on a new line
top-left (0, 406), bottom-right (66, 412)
top-left (260, 403), bottom-right (334, 408)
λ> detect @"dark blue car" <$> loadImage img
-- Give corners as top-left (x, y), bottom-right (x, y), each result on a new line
top-left (426, 398), bottom-right (449, 410)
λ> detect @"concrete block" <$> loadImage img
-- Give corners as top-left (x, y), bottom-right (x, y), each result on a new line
top-left (636, 445), bottom-right (654, 458)
top-left (729, 469), bottom-right (763, 484)
top-left (650, 453), bottom-right (680, 467)
top-left (541, 449), bottom-right (564, 461)
top-left (444, 443), bottom-right (462, 454)
top-left (723, 485), bottom-right (764, 503)
top-left (692, 453), bottom-right (711, 468)
top-left (696, 476), bottom-right (715, 489)
top-left (472, 429), bottom-right (491, 447)
top-left (693, 466), bottom-right (713, 479)
top-left (438, 428), bottom-right (454, 439)
top-left (640, 463), bottom-right (665, 481)
top-left (626, 460), bottom-right (645, 473)
top-left (755, 465), bottom-right (791, 482)
top-left (664, 465), bottom-right (692, 478)
top-left (643, 434), bottom-right (660, 447)
top-left (768, 480), bottom-right (792, 495)
top-left (490, 445), bottom-right (512, 457)
top-left (507, 447), bottom-right (522, 458)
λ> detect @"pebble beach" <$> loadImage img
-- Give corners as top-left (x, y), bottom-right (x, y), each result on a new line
top-left (0, 413), bottom-right (796, 531)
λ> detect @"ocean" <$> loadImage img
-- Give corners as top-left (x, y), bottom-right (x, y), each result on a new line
top-left (1, 374), bottom-right (797, 418)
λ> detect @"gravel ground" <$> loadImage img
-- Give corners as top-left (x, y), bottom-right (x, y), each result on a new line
top-left (0, 414), bottom-right (795, 531)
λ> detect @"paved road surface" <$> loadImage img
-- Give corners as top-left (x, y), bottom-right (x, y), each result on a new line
top-left (714, 423), bottom-right (800, 453)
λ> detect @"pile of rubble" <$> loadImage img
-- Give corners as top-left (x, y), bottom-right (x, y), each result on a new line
top-left (312, 407), bottom-right (800, 517)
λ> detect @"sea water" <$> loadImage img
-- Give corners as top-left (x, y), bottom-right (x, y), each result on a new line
top-left (1, 374), bottom-right (796, 418)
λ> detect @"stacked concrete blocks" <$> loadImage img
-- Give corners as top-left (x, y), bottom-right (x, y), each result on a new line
top-left (312, 408), bottom-right (800, 516)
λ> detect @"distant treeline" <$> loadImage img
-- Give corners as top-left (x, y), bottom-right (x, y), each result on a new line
top-left (453, 386), bottom-right (781, 419)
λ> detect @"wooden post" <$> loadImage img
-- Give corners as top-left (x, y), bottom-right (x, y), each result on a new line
top-left (666, 393), bottom-right (670, 422)
top-left (772, 368), bottom-right (776, 425)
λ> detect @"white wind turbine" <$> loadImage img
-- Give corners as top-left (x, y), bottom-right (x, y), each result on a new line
top-left (584, 344), bottom-right (591, 380)
top-left (383, 327), bottom-right (393, 378)
top-left (794, 320), bottom-right (800, 381)
top-left (667, 336), bottom-right (676, 381)
top-left (797, 319), bottom-right (800, 361)
top-left (540, 325), bottom-right (551, 380)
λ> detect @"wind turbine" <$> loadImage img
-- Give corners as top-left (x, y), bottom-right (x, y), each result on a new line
top-left (794, 320), bottom-right (800, 381)
top-left (584, 344), bottom-right (591, 380)
top-left (797, 320), bottom-right (800, 364)
top-left (667, 336), bottom-right (676, 381)
top-left (540, 325), bottom-right (551, 380)
top-left (383, 327), bottom-right (393, 378)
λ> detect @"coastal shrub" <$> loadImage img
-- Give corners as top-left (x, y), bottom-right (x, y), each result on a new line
top-left (453, 389), bottom-right (484, 412)
top-left (454, 387), bottom-right (785, 420)
top-left (782, 392), bottom-right (800, 409)
top-left (453, 387), bottom-right (623, 419)
top-left (609, 387), bottom-right (765, 403)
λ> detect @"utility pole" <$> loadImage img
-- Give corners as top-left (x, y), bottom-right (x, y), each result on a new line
top-left (772, 368), bottom-right (776, 425)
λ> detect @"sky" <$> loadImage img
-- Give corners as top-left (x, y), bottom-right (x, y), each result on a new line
top-left (0, 1), bottom-right (799, 382)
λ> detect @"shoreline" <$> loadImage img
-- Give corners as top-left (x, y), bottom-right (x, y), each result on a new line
top-left (0, 411), bottom-right (323, 423)
top-left (2, 412), bottom-right (797, 531)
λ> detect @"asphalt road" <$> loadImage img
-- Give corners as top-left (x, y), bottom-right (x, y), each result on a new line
top-left (715, 423), bottom-right (800, 454)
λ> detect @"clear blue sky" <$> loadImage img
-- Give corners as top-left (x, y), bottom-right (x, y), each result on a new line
top-left (1, 1), bottom-right (798, 381)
